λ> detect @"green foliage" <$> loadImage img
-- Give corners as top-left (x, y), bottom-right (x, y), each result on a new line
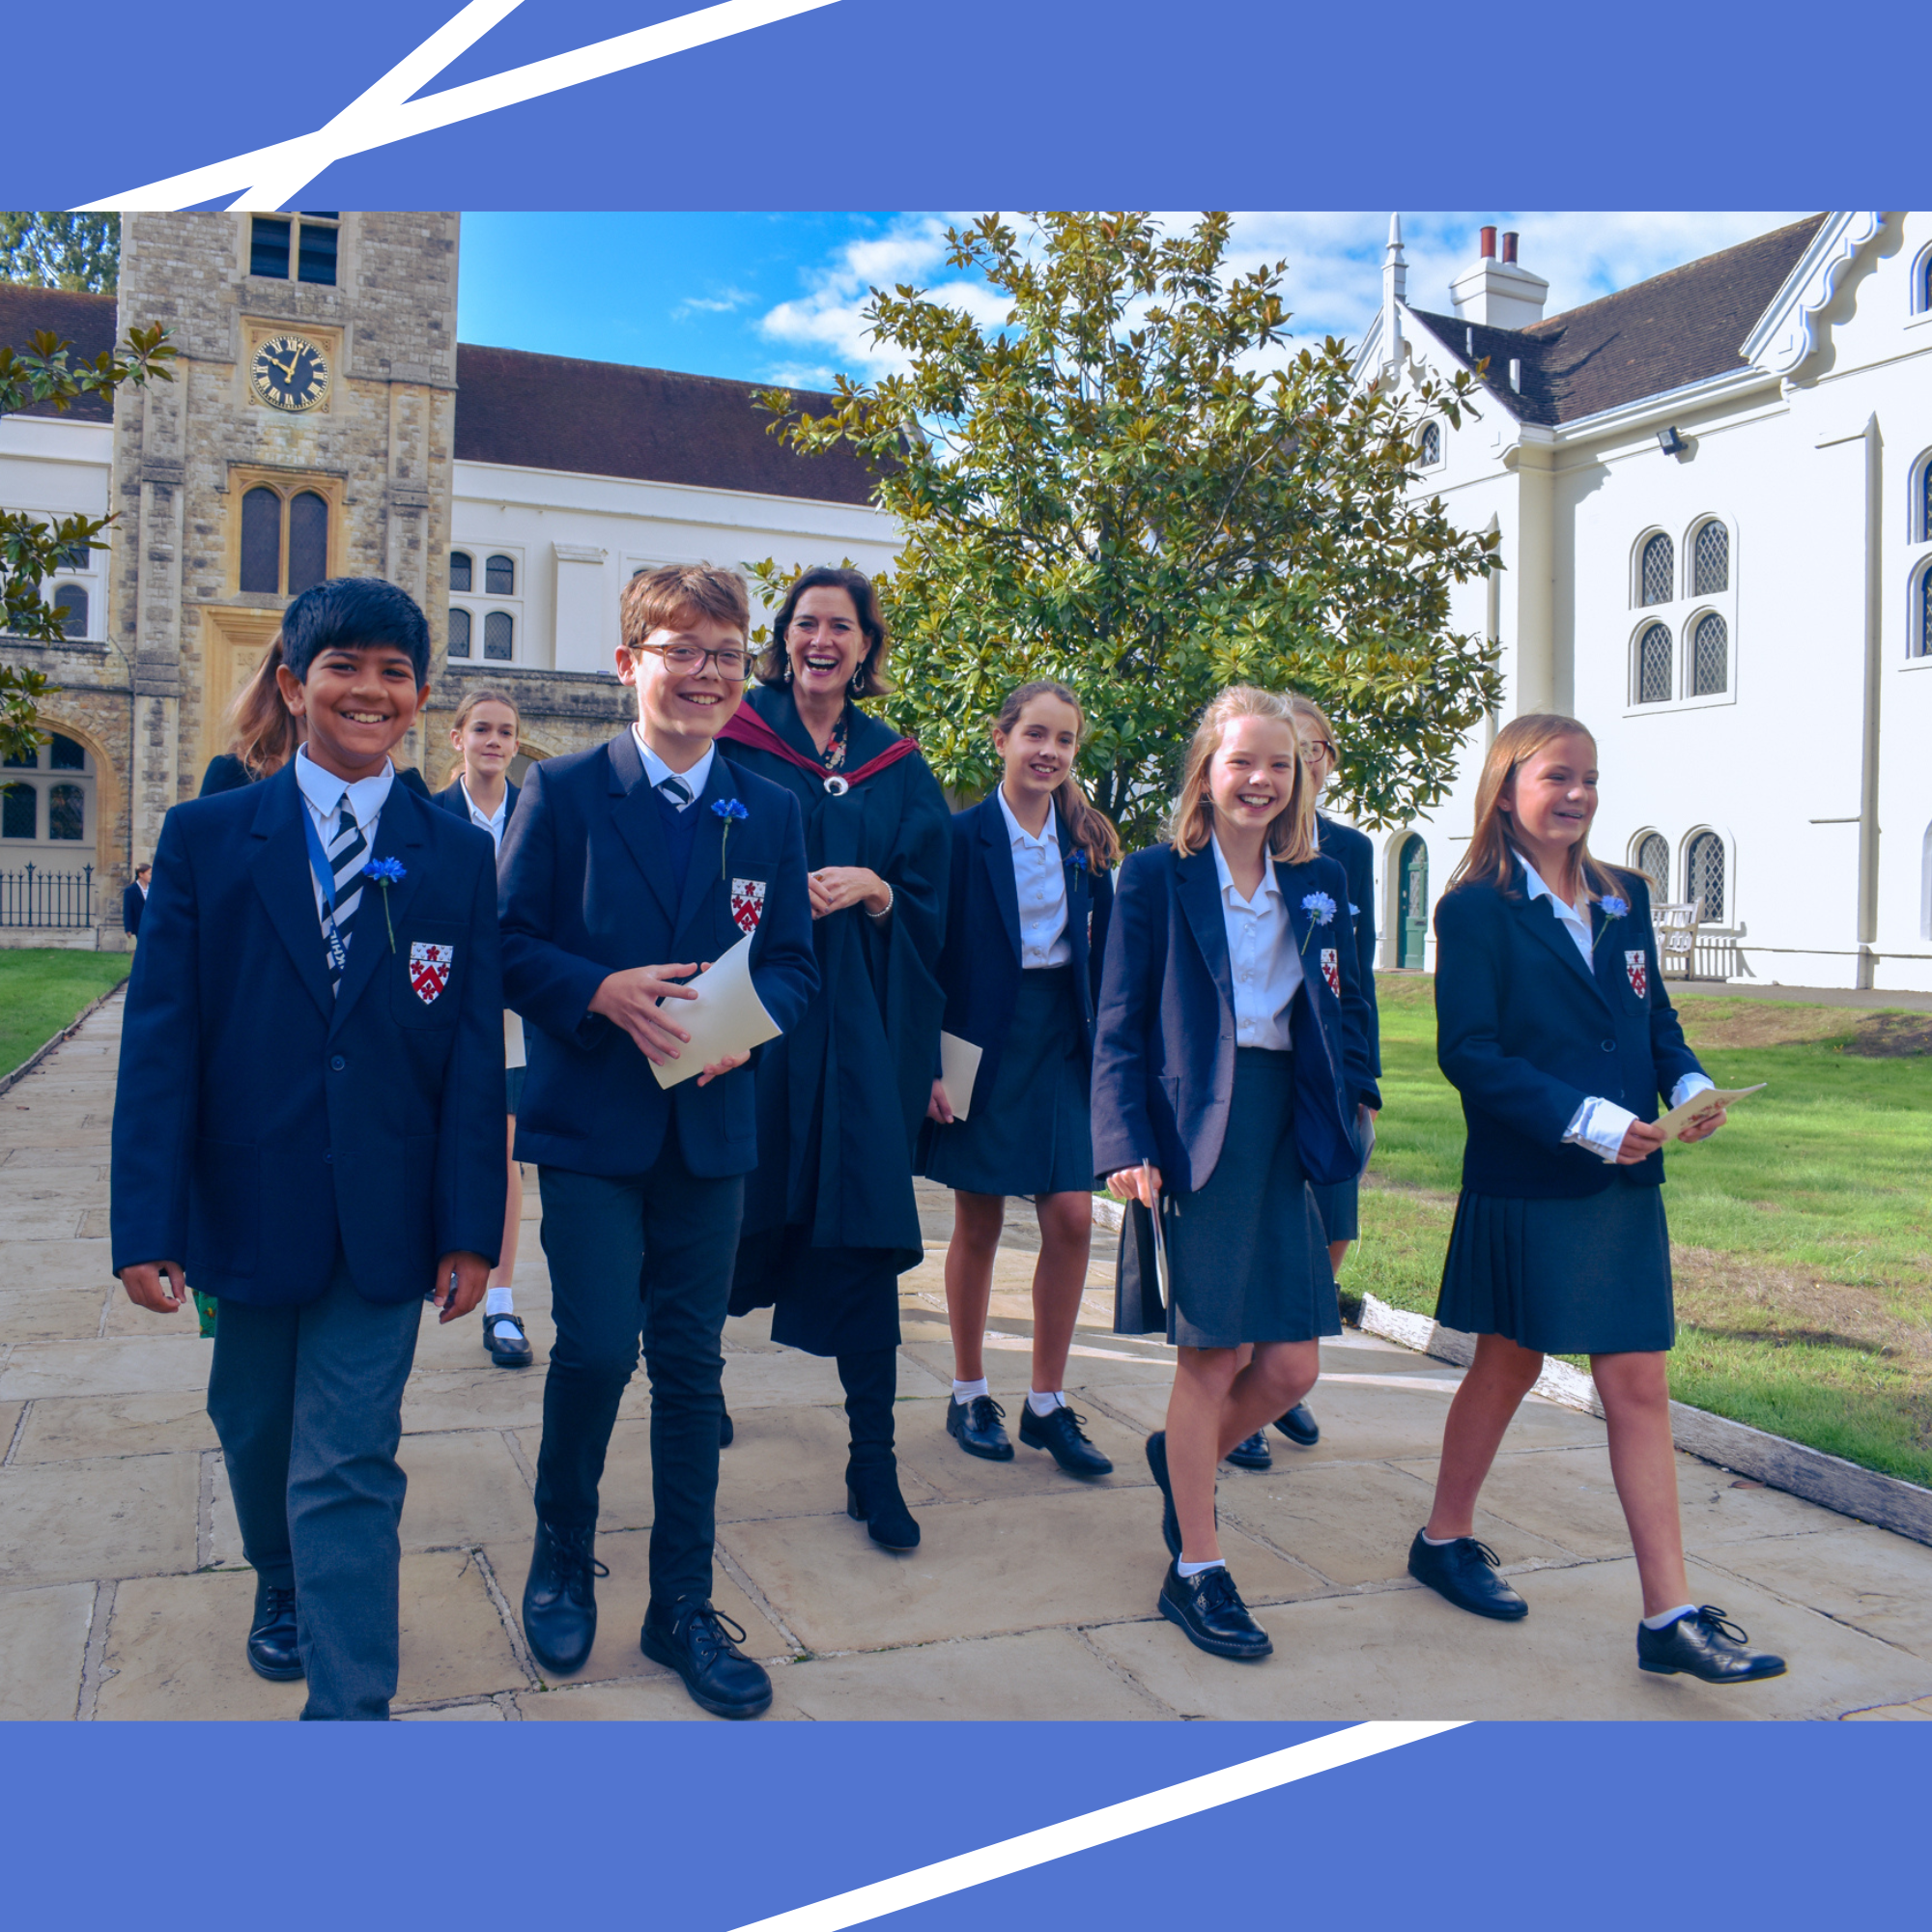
top-left (0, 213), bottom-right (120, 294)
top-left (752, 212), bottom-right (1501, 846)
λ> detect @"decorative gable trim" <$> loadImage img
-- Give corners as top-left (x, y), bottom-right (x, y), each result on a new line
top-left (1741, 212), bottom-right (1893, 382)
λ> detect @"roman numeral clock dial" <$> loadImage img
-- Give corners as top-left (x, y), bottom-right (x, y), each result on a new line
top-left (249, 333), bottom-right (329, 412)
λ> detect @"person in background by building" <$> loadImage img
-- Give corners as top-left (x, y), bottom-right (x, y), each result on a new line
top-left (436, 689), bottom-right (531, 1370)
top-left (923, 680), bottom-right (1117, 1480)
top-left (122, 864), bottom-right (151, 937)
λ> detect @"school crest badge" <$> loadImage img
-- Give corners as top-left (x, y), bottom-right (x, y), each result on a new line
top-left (1320, 947), bottom-right (1341, 997)
top-left (1625, 950), bottom-right (1649, 999)
top-left (729, 877), bottom-right (767, 935)
top-left (409, 941), bottom-right (453, 1005)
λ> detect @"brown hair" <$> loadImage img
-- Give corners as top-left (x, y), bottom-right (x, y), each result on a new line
top-left (755, 566), bottom-right (892, 699)
top-left (993, 681), bottom-right (1122, 871)
top-left (450, 687), bottom-right (521, 733)
top-left (620, 563), bottom-right (751, 653)
top-left (1281, 691), bottom-right (1334, 755)
top-left (224, 635), bottom-right (300, 779)
top-left (1168, 686), bottom-right (1317, 862)
top-left (1446, 712), bottom-right (1632, 904)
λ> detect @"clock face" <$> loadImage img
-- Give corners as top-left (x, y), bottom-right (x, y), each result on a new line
top-left (249, 333), bottom-right (329, 412)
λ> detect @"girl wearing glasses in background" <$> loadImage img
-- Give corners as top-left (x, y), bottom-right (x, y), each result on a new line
top-left (721, 567), bottom-right (951, 1555)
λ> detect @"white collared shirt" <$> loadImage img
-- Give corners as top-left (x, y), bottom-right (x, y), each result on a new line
top-left (1210, 835), bottom-right (1302, 1052)
top-left (294, 746), bottom-right (394, 921)
top-left (632, 724), bottom-right (714, 809)
top-left (459, 777), bottom-right (509, 850)
top-left (995, 786), bottom-right (1071, 969)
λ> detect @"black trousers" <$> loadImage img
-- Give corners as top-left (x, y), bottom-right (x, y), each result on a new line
top-left (205, 1255), bottom-right (422, 1722)
top-left (534, 1148), bottom-right (742, 1605)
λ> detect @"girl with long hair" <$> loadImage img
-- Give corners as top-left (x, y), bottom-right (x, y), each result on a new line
top-left (1407, 713), bottom-right (1783, 1683)
top-left (923, 681), bottom-right (1120, 1478)
top-left (199, 635), bottom-right (301, 794)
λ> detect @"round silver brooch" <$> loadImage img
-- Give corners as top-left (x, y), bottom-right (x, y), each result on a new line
top-left (822, 775), bottom-right (851, 796)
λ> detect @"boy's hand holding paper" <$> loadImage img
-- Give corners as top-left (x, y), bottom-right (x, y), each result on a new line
top-left (649, 936), bottom-right (781, 1090)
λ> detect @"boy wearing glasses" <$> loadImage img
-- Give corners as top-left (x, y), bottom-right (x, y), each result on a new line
top-left (497, 563), bottom-right (817, 1718)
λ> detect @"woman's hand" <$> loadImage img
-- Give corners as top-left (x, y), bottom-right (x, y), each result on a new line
top-left (926, 1077), bottom-right (954, 1124)
top-left (809, 866), bottom-right (890, 919)
top-left (1677, 1104), bottom-right (1727, 1145)
top-left (1615, 1119), bottom-right (1668, 1164)
top-left (1108, 1165), bottom-right (1161, 1208)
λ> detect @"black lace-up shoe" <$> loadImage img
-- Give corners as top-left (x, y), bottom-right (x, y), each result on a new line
top-left (946, 1393), bottom-right (1013, 1461)
top-left (1226, 1430), bottom-right (1272, 1470)
top-left (846, 1462), bottom-right (922, 1550)
top-left (482, 1311), bottom-right (533, 1368)
top-left (641, 1597), bottom-right (774, 1719)
top-left (1158, 1561), bottom-right (1273, 1660)
top-left (522, 1520), bottom-right (608, 1675)
top-left (1018, 1401), bottom-right (1114, 1475)
top-left (1637, 1605), bottom-right (1786, 1684)
top-left (1406, 1530), bottom-right (1528, 1621)
top-left (1274, 1403), bottom-right (1320, 1447)
top-left (246, 1580), bottom-right (302, 1682)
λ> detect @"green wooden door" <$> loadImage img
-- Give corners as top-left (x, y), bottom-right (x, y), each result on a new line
top-left (1397, 835), bottom-right (1429, 968)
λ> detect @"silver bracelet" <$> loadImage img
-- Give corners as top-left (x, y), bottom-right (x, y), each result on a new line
top-left (866, 885), bottom-right (895, 920)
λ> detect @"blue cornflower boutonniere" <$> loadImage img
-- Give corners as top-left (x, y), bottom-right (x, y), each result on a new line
top-left (713, 796), bottom-right (750, 878)
top-left (1298, 890), bottom-right (1336, 955)
top-left (1066, 845), bottom-right (1089, 894)
top-left (361, 857), bottom-right (406, 952)
top-left (1600, 895), bottom-right (1630, 920)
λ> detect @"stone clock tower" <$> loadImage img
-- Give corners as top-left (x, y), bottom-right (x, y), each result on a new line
top-left (107, 211), bottom-right (459, 862)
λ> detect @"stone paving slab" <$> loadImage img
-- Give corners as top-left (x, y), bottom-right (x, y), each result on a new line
top-left (0, 1580), bottom-right (93, 1719)
top-left (0, 1450), bottom-right (200, 1586)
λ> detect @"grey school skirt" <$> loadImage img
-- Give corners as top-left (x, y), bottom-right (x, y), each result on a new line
top-left (1435, 1175), bottom-right (1675, 1355)
top-left (1163, 1048), bottom-right (1339, 1350)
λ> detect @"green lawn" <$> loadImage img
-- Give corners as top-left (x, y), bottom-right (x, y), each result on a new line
top-left (1353, 973), bottom-right (1932, 1487)
top-left (0, 950), bottom-right (130, 1079)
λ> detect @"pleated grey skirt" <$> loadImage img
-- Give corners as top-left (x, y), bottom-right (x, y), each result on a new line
top-left (1164, 1048), bottom-right (1338, 1350)
top-left (1435, 1176), bottom-right (1675, 1355)
top-left (923, 968), bottom-right (1093, 1198)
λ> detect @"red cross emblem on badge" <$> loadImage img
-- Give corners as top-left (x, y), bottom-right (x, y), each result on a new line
top-left (729, 877), bottom-right (767, 935)
top-left (1320, 947), bottom-right (1340, 997)
top-left (1626, 950), bottom-right (1649, 999)
top-left (409, 941), bottom-right (453, 1005)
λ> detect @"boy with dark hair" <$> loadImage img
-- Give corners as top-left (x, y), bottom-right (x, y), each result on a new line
top-left (112, 575), bottom-right (505, 1721)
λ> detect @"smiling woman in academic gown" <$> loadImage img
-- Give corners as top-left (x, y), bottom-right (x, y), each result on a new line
top-left (721, 567), bottom-right (950, 1553)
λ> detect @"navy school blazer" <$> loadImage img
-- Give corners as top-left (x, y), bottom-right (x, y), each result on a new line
top-left (932, 793), bottom-right (1114, 1111)
top-left (1433, 869), bottom-right (1704, 1199)
top-left (497, 731), bottom-right (818, 1179)
top-left (1318, 812), bottom-right (1381, 1080)
top-left (1091, 841), bottom-right (1378, 1196)
top-left (433, 774), bottom-right (520, 831)
top-left (109, 765), bottom-right (507, 1306)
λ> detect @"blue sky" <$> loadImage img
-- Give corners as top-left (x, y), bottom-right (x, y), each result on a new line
top-left (456, 210), bottom-right (1814, 390)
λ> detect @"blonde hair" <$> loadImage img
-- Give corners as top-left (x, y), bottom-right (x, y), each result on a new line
top-left (993, 681), bottom-right (1121, 871)
top-left (224, 635), bottom-right (300, 780)
top-left (450, 687), bottom-right (521, 733)
top-left (1168, 686), bottom-right (1317, 862)
top-left (1446, 712), bottom-right (1632, 904)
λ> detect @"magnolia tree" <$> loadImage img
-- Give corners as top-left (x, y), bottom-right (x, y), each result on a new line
top-left (751, 211), bottom-right (1501, 846)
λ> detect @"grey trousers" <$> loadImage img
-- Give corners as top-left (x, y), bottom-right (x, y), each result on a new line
top-left (206, 1255), bottom-right (422, 1721)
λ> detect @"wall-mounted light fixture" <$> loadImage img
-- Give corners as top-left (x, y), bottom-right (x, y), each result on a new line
top-left (1657, 426), bottom-right (1686, 457)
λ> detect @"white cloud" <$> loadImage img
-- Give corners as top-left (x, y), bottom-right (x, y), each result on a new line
top-left (670, 284), bottom-right (755, 321)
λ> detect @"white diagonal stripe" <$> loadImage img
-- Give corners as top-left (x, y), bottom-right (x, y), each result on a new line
top-left (729, 1721), bottom-right (1467, 1932)
top-left (76, 0), bottom-right (846, 213)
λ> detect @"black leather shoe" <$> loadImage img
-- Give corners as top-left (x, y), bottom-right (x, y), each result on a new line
top-left (1225, 1430), bottom-right (1272, 1471)
top-left (1018, 1401), bottom-right (1114, 1475)
top-left (946, 1393), bottom-right (1013, 1460)
top-left (1406, 1530), bottom-right (1528, 1621)
top-left (1637, 1605), bottom-right (1786, 1684)
top-left (246, 1580), bottom-right (303, 1682)
top-left (719, 1406), bottom-right (734, 1449)
top-left (482, 1311), bottom-right (533, 1368)
top-left (1274, 1403), bottom-right (1320, 1447)
top-left (641, 1597), bottom-right (773, 1719)
top-left (1158, 1561), bottom-right (1272, 1660)
top-left (522, 1520), bottom-right (608, 1675)
top-left (847, 1463), bottom-right (922, 1549)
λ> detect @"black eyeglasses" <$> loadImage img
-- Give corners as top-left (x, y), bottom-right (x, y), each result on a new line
top-left (635, 642), bottom-right (752, 681)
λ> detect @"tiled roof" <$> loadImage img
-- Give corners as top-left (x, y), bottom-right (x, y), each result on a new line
top-left (0, 283), bottom-right (120, 422)
top-left (1407, 214), bottom-right (1830, 426)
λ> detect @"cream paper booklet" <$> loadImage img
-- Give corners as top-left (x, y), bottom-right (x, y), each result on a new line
top-left (648, 936), bottom-right (781, 1090)
top-left (1657, 1083), bottom-right (1765, 1142)
top-left (938, 1032), bottom-right (983, 1121)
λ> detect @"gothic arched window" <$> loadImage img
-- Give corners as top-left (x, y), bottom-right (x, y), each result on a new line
top-left (240, 487), bottom-right (282, 593)
top-left (449, 551), bottom-right (473, 593)
top-left (1691, 520), bottom-right (1728, 595)
top-left (51, 585), bottom-right (88, 639)
top-left (1921, 563), bottom-right (1932, 659)
top-left (287, 491), bottom-right (329, 594)
top-left (483, 611), bottom-right (515, 661)
top-left (1686, 831), bottom-right (1725, 923)
top-left (1634, 623), bottom-right (1672, 704)
top-left (1634, 834), bottom-right (1669, 899)
top-left (1690, 612), bottom-right (1728, 696)
top-left (1639, 531), bottom-right (1674, 607)
top-left (1417, 421), bottom-right (1441, 466)
top-left (485, 554), bottom-right (516, 595)
top-left (447, 609), bottom-right (472, 658)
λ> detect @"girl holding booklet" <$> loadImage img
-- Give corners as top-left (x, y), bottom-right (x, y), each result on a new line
top-left (1409, 712), bottom-right (1785, 1684)
top-left (1092, 686), bottom-right (1375, 1661)
top-left (923, 682), bottom-right (1119, 1478)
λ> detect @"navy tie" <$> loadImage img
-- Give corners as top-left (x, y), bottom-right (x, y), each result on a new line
top-left (321, 803), bottom-right (367, 996)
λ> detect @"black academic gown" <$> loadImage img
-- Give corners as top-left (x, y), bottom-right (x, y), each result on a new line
top-left (725, 683), bottom-right (950, 1356)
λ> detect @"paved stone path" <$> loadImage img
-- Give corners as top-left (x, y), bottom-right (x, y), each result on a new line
top-left (4, 991), bottom-right (1931, 1722)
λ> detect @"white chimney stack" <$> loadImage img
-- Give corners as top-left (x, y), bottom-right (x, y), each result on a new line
top-left (1381, 212), bottom-right (1406, 372)
top-left (1449, 223), bottom-right (1549, 331)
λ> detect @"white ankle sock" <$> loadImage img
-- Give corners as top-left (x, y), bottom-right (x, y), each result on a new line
top-left (1026, 1389), bottom-right (1065, 1416)
top-left (484, 1287), bottom-right (515, 1319)
top-left (1641, 1603), bottom-right (1699, 1630)
top-left (1177, 1557), bottom-right (1226, 1578)
top-left (952, 1378), bottom-right (989, 1403)
top-left (1420, 1530), bottom-right (1462, 1548)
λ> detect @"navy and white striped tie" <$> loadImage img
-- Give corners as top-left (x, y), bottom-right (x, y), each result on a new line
top-left (322, 803), bottom-right (368, 995)
top-left (657, 775), bottom-right (693, 809)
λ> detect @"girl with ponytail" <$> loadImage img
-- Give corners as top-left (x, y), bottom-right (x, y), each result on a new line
top-left (923, 681), bottom-right (1120, 1480)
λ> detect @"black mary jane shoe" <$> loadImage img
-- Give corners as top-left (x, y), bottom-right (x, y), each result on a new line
top-left (1225, 1430), bottom-right (1272, 1471)
top-left (1158, 1561), bottom-right (1273, 1661)
top-left (246, 1580), bottom-right (303, 1682)
top-left (946, 1393), bottom-right (1013, 1461)
top-left (1273, 1403), bottom-right (1320, 1447)
top-left (1637, 1605), bottom-right (1786, 1684)
top-left (1406, 1530), bottom-right (1528, 1621)
top-left (482, 1311), bottom-right (533, 1369)
top-left (641, 1597), bottom-right (773, 1719)
top-left (522, 1520), bottom-right (608, 1675)
top-left (1018, 1401), bottom-right (1114, 1476)
top-left (720, 1406), bottom-right (735, 1449)
top-left (846, 1463), bottom-right (922, 1550)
